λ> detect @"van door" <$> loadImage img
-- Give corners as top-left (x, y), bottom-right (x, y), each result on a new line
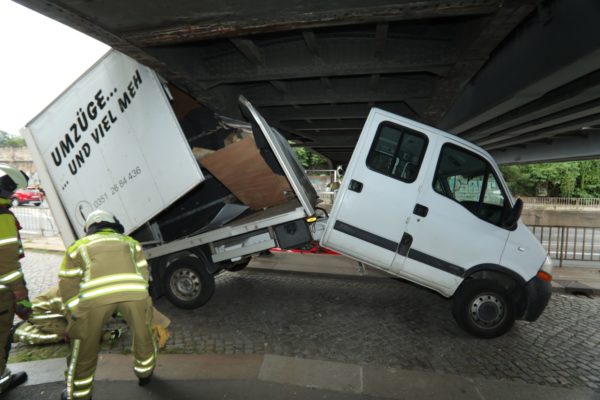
top-left (399, 141), bottom-right (511, 295)
top-left (321, 109), bottom-right (435, 270)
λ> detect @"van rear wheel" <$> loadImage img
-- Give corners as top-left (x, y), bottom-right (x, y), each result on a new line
top-left (452, 279), bottom-right (515, 339)
top-left (164, 255), bottom-right (215, 309)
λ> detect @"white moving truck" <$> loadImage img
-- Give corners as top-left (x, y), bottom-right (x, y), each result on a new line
top-left (22, 50), bottom-right (552, 338)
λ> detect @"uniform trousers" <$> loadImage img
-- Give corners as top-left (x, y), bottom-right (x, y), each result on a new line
top-left (65, 298), bottom-right (156, 400)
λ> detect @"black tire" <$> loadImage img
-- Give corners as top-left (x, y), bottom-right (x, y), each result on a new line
top-left (164, 254), bottom-right (215, 309)
top-left (226, 257), bottom-right (251, 272)
top-left (452, 279), bottom-right (515, 339)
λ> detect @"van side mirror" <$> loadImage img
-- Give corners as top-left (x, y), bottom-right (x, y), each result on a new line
top-left (502, 198), bottom-right (523, 229)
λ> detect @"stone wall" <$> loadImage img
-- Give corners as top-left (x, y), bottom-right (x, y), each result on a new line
top-left (522, 208), bottom-right (600, 227)
top-left (0, 146), bottom-right (36, 181)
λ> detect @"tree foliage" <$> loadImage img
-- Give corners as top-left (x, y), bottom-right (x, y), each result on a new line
top-left (0, 131), bottom-right (25, 147)
top-left (500, 160), bottom-right (600, 198)
top-left (293, 146), bottom-right (327, 169)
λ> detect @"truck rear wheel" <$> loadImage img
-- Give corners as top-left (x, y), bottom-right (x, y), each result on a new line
top-left (164, 255), bottom-right (215, 309)
top-left (452, 279), bottom-right (515, 339)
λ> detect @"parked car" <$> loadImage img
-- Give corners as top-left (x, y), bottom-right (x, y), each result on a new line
top-left (10, 187), bottom-right (45, 206)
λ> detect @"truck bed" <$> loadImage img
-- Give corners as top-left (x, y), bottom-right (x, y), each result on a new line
top-left (144, 199), bottom-right (306, 260)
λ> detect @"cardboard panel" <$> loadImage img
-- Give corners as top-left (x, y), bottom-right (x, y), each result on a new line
top-left (201, 137), bottom-right (293, 210)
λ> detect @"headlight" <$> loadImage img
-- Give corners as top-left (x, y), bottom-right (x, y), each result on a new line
top-left (541, 255), bottom-right (553, 274)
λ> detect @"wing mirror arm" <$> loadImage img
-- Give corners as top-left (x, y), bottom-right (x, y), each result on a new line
top-left (502, 198), bottom-right (523, 230)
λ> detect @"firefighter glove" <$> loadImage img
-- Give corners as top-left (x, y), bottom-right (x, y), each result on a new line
top-left (15, 298), bottom-right (32, 321)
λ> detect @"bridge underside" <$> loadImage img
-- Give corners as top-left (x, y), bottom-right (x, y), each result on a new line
top-left (13, 0), bottom-right (600, 165)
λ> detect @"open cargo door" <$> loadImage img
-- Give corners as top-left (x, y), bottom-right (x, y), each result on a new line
top-left (238, 96), bottom-right (317, 216)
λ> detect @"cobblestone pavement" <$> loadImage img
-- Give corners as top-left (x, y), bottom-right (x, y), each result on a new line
top-left (13, 251), bottom-right (600, 392)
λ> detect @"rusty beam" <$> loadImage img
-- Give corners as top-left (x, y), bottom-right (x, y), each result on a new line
top-left (122, 1), bottom-right (502, 46)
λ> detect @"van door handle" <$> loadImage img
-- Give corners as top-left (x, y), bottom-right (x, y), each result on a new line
top-left (413, 203), bottom-right (428, 217)
top-left (348, 180), bottom-right (363, 193)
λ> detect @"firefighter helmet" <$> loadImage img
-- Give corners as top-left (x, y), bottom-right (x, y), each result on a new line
top-left (0, 163), bottom-right (28, 199)
top-left (84, 209), bottom-right (121, 233)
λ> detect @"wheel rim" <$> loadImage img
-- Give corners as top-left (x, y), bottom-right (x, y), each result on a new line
top-left (469, 292), bottom-right (505, 329)
top-left (169, 267), bottom-right (202, 301)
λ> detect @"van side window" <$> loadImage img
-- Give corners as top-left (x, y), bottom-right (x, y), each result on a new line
top-left (366, 123), bottom-right (427, 183)
top-left (433, 144), bottom-right (507, 225)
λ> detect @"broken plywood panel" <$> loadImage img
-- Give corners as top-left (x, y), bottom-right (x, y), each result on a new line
top-left (200, 136), bottom-right (293, 210)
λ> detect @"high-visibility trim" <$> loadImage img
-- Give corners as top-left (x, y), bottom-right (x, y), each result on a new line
top-left (80, 273), bottom-right (146, 290)
top-left (66, 339), bottom-right (81, 399)
top-left (73, 388), bottom-right (92, 398)
top-left (33, 298), bottom-right (63, 309)
top-left (134, 365), bottom-right (154, 374)
top-left (74, 375), bottom-right (94, 386)
top-left (69, 249), bottom-right (79, 259)
top-left (135, 244), bottom-right (142, 252)
top-left (0, 371), bottom-right (11, 384)
top-left (79, 283), bottom-right (148, 302)
top-left (15, 331), bottom-right (60, 341)
top-left (136, 260), bottom-right (148, 268)
top-left (30, 313), bottom-right (65, 320)
top-left (0, 269), bottom-right (23, 284)
top-left (66, 297), bottom-right (80, 310)
top-left (0, 237), bottom-right (18, 246)
top-left (59, 268), bottom-right (83, 278)
top-left (81, 245), bottom-right (92, 283)
top-left (136, 354), bottom-right (155, 366)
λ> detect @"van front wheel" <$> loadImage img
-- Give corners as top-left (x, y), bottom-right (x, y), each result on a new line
top-left (452, 279), bottom-right (515, 339)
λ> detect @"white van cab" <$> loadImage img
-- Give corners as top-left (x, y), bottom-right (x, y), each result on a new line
top-left (321, 108), bottom-right (553, 338)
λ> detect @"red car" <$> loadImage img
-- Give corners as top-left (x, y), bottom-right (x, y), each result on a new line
top-left (10, 187), bottom-right (45, 206)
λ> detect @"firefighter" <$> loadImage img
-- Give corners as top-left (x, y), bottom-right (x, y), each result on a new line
top-left (59, 210), bottom-right (156, 400)
top-left (13, 285), bottom-right (171, 349)
top-left (0, 164), bottom-right (31, 395)
top-left (14, 286), bottom-right (66, 345)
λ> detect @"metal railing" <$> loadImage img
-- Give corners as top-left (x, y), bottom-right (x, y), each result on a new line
top-left (522, 197), bottom-right (600, 208)
top-left (529, 225), bottom-right (600, 267)
top-left (11, 204), bottom-right (59, 236)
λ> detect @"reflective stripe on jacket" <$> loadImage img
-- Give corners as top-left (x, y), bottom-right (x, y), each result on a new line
top-left (59, 230), bottom-right (149, 311)
top-left (0, 199), bottom-right (26, 293)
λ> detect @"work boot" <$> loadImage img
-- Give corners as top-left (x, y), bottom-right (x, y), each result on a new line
top-left (101, 328), bottom-right (122, 344)
top-left (138, 373), bottom-right (152, 386)
top-left (0, 371), bottom-right (28, 394)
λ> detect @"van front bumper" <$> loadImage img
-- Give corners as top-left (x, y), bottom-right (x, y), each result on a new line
top-left (522, 275), bottom-right (552, 322)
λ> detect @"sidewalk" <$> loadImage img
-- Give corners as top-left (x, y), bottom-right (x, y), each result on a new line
top-left (21, 235), bottom-right (600, 296)
top-left (250, 251), bottom-right (600, 296)
top-left (5, 354), bottom-right (596, 400)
